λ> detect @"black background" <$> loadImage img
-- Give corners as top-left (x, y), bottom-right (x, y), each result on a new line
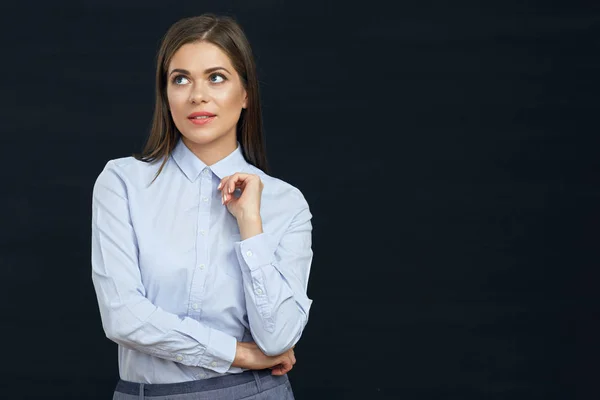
top-left (0, 1), bottom-right (598, 399)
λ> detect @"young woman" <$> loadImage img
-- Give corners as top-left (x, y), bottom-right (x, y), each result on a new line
top-left (91, 13), bottom-right (313, 399)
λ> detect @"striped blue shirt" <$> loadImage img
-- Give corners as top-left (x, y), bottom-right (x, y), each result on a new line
top-left (91, 137), bottom-right (314, 384)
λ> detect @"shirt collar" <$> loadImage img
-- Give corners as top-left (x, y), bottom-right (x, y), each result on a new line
top-left (171, 136), bottom-right (249, 182)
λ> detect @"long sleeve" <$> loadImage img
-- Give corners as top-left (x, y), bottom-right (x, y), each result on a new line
top-left (91, 161), bottom-right (237, 373)
top-left (233, 195), bottom-right (314, 356)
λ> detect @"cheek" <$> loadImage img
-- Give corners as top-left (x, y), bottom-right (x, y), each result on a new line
top-left (213, 90), bottom-right (243, 111)
top-left (167, 91), bottom-right (187, 114)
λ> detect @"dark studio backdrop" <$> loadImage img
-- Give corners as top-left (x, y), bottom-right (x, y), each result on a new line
top-left (0, 1), bottom-right (597, 399)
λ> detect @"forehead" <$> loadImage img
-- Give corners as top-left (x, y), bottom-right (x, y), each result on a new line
top-left (169, 41), bottom-right (234, 72)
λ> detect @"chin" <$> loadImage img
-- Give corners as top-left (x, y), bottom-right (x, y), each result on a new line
top-left (181, 130), bottom-right (231, 146)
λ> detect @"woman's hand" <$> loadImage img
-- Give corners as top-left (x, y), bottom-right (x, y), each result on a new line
top-left (232, 341), bottom-right (296, 376)
top-left (218, 173), bottom-right (264, 221)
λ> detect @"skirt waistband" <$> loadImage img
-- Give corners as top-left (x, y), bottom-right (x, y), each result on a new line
top-left (115, 369), bottom-right (287, 396)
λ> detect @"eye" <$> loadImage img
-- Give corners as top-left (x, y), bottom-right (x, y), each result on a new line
top-left (171, 73), bottom-right (227, 85)
top-left (209, 73), bottom-right (227, 84)
top-left (172, 75), bottom-right (190, 85)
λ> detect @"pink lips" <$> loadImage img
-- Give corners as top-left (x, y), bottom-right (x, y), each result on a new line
top-left (188, 116), bottom-right (216, 125)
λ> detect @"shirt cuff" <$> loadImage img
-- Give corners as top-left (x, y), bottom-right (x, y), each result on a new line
top-left (197, 327), bottom-right (237, 373)
top-left (234, 232), bottom-right (278, 271)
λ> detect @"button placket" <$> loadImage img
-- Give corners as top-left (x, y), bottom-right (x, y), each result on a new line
top-left (190, 171), bottom-right (211, 315)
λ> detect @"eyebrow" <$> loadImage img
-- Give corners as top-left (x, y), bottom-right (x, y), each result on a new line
top-left (168, 67), bottom-right (231, 76)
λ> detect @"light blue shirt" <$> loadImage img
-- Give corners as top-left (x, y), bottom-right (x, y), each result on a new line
top-left (91, 137), bottom-right (314, 384)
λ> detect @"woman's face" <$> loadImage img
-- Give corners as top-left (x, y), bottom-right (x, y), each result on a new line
top-left (166, 41), bottom-right (247, 153)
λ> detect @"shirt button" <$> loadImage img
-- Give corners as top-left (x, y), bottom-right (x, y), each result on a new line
top-left (211, 361), bottom-right (217, 367)
top-left (198, 264), bottom-right (205, 269)
top-left (255, 288), bottom-right (263, 295)
top-left (246, 250), bottom-right (253, 257)
top-left (202, 197), bottom-right (208, 202)
top-left (192, 303), bottom-right (199, 310)
top-left (200, 230), bottom-right (205, 236)
top-left (176, 355), bottom-right (183, 361)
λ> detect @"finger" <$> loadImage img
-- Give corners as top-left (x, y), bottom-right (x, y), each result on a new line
top-left (288, 350), bottom-right (295, 365)
top-left (227, 175), bottom-right (238, 196)
top-left (223, 177), bottom-right (237, 204)
top-left (218, 176), bottom-right (228, 199)
top-left (283, 356), bottom-right (293, 373)
top-left (278, 356), bottom-right (292, 372)
top-left (221, 178), bottom-right (230, 204)
top-left (217, 176), bottom-right (228, 191)
top-left (272, 363), bottom-right (292, 376)
top-left (270, 364), bottom-right (281, 375)
top-left (223, 175), bottom-right (243, 204)
top-left (229, 173), bottom-right (259, 191)
top-left (281, 362), bottom-right (293, 374)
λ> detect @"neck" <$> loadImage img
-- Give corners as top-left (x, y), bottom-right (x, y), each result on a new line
top-left (182, 134), bottom-right (237, 166)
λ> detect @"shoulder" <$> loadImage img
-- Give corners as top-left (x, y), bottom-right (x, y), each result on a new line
top-left (245, 164), bottom-right (310, 211)
top-left (93, 155), bottom-right (166, 194)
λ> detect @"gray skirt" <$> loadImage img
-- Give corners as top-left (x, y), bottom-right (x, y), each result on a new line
top-left (112, 369), bottom-right (294, 399)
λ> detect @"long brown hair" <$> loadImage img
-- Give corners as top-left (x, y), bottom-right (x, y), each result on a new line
top-left (133, 13), bottom-right (270, 183)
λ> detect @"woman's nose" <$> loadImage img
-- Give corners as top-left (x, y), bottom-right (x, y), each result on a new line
top-left (189, 85), bottom-right (208, 104)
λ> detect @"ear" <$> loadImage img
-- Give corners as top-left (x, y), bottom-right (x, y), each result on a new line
top-left (242, 90), bottom-right (248, 109)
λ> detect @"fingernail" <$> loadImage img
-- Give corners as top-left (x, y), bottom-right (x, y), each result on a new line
top-left (228, 187), bottom-right (232, 194)
top-left (218, 182), bottom-right (222, 190)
